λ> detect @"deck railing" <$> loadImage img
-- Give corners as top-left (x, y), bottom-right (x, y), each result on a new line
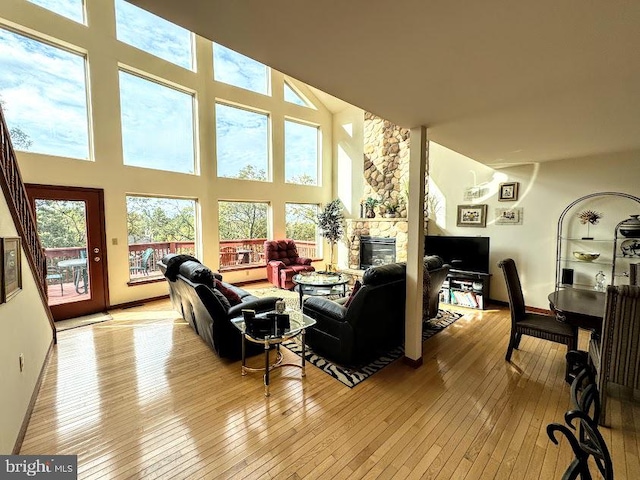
top-left (44, 239), bottom-right (318, 279)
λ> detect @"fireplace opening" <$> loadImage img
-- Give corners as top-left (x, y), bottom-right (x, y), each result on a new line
top-left (360, 236), bottom-right (396, 269)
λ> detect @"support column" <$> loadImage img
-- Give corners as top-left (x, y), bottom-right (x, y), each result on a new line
top-left (404, 126), bottom-right (427, 367)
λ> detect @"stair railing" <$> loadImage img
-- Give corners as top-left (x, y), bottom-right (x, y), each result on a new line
top-left (0, 105), bottom-right (56, 342)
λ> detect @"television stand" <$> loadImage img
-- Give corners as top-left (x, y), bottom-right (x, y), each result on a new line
top-left (440, 269), bottom-right (491, 310)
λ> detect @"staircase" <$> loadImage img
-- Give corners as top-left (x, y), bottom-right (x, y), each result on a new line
top-left (0, 106), bottom-right (56, 341)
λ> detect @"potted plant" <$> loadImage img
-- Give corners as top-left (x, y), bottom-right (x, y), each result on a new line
top-left (363, 196), bottom-right (379, 218)
top-left (382, 198), bottom-right (401, 218)
top-left (316, 199), bottom-right (345, 271)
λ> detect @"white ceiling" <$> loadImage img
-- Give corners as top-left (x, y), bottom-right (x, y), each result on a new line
top-left (130, 0), bottom-right (640, 166)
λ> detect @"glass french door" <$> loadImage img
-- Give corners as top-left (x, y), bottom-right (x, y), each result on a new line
top-left (26, 184), bottom-right (108, 321)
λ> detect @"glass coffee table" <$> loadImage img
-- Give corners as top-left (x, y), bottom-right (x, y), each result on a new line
top-left (231, 310), bottom-right (316, 397)
top-left (292, 272), bottom-right (351, 308)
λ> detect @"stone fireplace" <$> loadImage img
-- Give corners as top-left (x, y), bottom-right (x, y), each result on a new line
top-left (346, 218), bottom-right (408, 269)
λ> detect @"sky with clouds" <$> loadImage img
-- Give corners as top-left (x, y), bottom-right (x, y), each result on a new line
top-left (28, 0), bottom-right (83, 23)
top-left (1, 0), bottom-right (319, 184)
top-left (0, 28), bottom-right (89, 159)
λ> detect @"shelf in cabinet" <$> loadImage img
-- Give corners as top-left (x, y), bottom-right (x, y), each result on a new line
top-left (560, 237), bottom-right (613, 242)
top-left (559, 258), bottom-right (611, 265)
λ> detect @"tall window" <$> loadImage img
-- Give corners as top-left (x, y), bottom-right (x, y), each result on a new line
top-left (286, 203), bottom-right (320, 258)
top-left (285, 120), bottom-right (319, 185)
top-left (126, 196), bottom-right (197, 281)
top-left (119, 71), bottom-right (195, 174)
top-left (115, 0), bottom-right (193, 70)
top-left (28, 0), bottom-right (85, 24)
top-left (213, 43), bottom-right (269, 95)
top-left (218, 201), bottom-right (268, 268)
top-left (215, 103), bottom-right (269, 180)
top-left (0, 28), bottom-right (89, 159)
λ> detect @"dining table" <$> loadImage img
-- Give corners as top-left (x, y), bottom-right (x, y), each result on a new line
top-left (547, 288), bottom-right (606, 333)
top-left (58, 258), bottom-right (89, 295)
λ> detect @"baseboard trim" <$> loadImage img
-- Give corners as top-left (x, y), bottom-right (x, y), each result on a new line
top-left (109, 294), bottom-right (169, 310)
top-left (403, 356), bottom-right (423, 369)
top-left (13, 339), bottom-right (54, 454)
top-left (489, 299), bottom-right (552, 315)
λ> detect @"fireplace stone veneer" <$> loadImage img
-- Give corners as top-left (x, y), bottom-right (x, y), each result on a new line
top-left (346, 218), bottom-right (408, 269)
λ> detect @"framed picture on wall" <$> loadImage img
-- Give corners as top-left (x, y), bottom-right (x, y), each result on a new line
top-left (457, 204), bottom-right (488, 227)
top-left (495, 207), bottom-right (524, 225)
top-left (1, 237), bottom-right (22, 303)
top-left (498, 182), bottom-right (519, 201)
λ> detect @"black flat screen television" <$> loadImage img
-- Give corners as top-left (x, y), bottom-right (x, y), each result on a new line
top-left (424, 235), bottom-right (490, 274)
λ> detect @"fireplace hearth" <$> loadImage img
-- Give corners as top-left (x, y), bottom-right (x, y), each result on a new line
top-left (360, 236), bottom-right (396, 269)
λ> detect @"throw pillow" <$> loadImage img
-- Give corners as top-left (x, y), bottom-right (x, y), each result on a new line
top-left (344, 280), bottom-right (362, 308)
top-left (215, 279), bottom-right (242, 306)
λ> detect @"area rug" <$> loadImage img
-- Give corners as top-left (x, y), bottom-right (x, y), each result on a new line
top-left (282, 309), bottom-right (463, 388)
top-left (245, 287), bottom-right (464, 388)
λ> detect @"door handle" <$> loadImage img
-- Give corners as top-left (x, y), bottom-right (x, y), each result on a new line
top-left (94, 256), bottom-right (101, 262)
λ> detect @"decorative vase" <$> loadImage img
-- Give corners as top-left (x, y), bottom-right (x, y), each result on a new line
top-left (384, 212), bottom-right (396, 218)
top-left (365, 207), bottom-right (375, 218)
top-left (620, 215), bottom-right (640, 238)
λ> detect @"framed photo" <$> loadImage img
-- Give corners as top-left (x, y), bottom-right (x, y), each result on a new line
top-left (457, 204), bottom-right (488, 227)
top-left (498, 182), bottom-right (519, 201)
top-left (1, 237), bottom-right (22, 303)
top-left (495, 207), bottom-right (524, 225)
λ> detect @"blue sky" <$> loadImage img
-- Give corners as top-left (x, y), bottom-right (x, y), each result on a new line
top-left (29, 0), bottom-right (84, 24)
top-left (119, 71), bottom-right (195, 174)
top-left (285, 120), bottom-right (318, 184)
top-left (215, 103), bottom-right (268, 179)
top-left (213, 44), bottom-right (268, 95)
top-left (115, 0), bottom-right (192, 70)
top-left (0, 28), bottom-right (89, 159)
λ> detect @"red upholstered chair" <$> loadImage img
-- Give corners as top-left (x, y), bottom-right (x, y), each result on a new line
top-left (264, 239), bottom-right (315, 289)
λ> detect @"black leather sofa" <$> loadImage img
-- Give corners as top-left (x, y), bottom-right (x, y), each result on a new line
top-left (158, 254), bottom-right (278, 360)
top-left (302, 262), bottom-right (407, 365)
top-left (423, 255), bottom-right (451, 320)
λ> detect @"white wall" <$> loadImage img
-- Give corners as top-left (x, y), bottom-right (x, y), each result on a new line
top-left (0, 197), bottom-right (53, 453)
top-left (429, 143), bottom-right (640, 308)
top-left (0, 0), bottom-right (334, 303)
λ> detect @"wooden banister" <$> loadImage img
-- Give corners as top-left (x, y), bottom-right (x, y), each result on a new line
top-left (0, 106), bottom-right (56, 342)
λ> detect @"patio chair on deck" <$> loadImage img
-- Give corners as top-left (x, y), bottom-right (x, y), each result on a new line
top-left (130, 248), bottom-right (155, 276)
top-left (46, 266), bottom-right (64, 295)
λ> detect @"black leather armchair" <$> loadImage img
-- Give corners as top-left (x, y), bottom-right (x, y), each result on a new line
top-left (423, 255), bottom-right (451, 320)
top-left (158, 255), bottom-right (278, 360)
top-left (302, 263), bottom-right (406, 365)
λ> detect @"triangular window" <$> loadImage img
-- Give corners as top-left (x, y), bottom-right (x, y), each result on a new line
top-left (284, 81), bottom-right (313, 108)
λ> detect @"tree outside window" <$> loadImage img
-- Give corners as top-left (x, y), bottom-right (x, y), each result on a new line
top-left (285, 203), bottom-right (319, 259)
top-left (126, 196), bottom-right (196, 279)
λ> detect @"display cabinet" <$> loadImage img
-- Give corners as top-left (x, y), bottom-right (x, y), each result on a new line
top-left (555, 192), bottom-right (640, 292)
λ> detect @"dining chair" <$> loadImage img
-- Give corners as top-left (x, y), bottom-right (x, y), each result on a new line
top-left (498, 258), bottom-right (578, 381)
top-left (591, 284), bottom-right (640, 425)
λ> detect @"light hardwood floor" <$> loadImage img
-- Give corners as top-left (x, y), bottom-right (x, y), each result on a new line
top-left (20, 298), bottom-right (640, 479)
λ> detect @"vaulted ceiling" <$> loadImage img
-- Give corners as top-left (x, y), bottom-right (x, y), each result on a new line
top-left (130, 0), bottom-right (640, 167)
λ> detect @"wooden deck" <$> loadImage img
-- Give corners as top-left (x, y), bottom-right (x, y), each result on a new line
top-left (20, 299), bottom-right (640, 479)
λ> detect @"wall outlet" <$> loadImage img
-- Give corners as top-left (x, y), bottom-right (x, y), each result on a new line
top-left (112, 238), bottom-right (118, 245)
top-left (19, 353), bottom-right (24, 373)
